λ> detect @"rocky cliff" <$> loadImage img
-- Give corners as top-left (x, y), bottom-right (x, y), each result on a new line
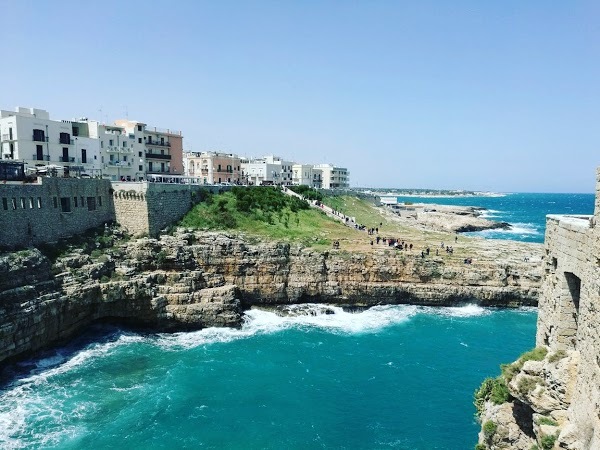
top-left (0, 230), bottom-right (542, 365)
top-left (476, 209), bottom-right (600, 450)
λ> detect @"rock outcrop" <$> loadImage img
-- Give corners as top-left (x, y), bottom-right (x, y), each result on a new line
top-left (476, 169), bottom-right (600, 450)
top-left (0, 230), bottom-right (541, 365)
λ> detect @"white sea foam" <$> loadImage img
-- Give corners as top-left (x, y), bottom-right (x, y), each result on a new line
top-left (155, 304), bottom-right (421, 350)
top-left (468, 222), bottom-right (540, 238)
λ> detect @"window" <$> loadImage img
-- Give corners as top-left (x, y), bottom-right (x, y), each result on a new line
top-left (138, 151), bottom-right (142, 157)
top-left (8, 128), bottom-right (12, 140)
top-left (109, 139), bottom-right (114, 146)
top-left (37, 197), bottom-right (42, 208)
top-left (74, 197), bottom-right (78, 207)
top-left (139, 165), bottom-right (143, 171)
top-left (2, 198), bottom-right (7, 210)
top-left (97, 196), bottom-right (102, 207)
top-left (60, 197), bottom-right (71, 212)
top-left (11, 198), bottom-right (17, 210)
top-left (80, 196), bottom-right (84, 206)
top-left (59, 132), bottom-right (71, 145)
top-left (217, 164), bottom-right (221, 171)
top-left (101, 141), bottom-right (104, 148)
top-left (53, 197), bottom-right (58, 208)
top-left (137, 125), bottom-right (142, 131)
top-left (36, 145), bottom-right (43, 161)
top-left (28, 197), bottom-right (34, 209)
top-left (62, 147), bottom-right (69, 162)
top-left (123, 156), bottom-right (127, 162)
top-left (123, 142), bottom-right (127, 148)
top-left (87, 197), bottom-right (96, 211)
top-left (20, 197), bottom-right (25, 209)
top-left (33, 129), bottom-right (45, 142)
top-left (138, 138), bottom-right (142, 143)
top-left (81, 149), bottom-right (87, 164)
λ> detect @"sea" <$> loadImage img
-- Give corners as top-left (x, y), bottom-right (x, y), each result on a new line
top-left (0, 193), bottom-right (594, 450)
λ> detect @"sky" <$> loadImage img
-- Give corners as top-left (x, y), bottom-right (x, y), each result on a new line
top-left (1, 0), bottom-right (598, 192)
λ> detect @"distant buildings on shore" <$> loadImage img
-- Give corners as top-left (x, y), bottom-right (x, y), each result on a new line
top-left (0, 106), bottom-right (349, 188)
top-left (182, 152), bottom-right (350, 189)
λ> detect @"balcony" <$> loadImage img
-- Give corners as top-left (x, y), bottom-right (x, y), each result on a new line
top-left (145, 152), bottom-right (171, 160)
top-left (59, 156), bottom-right (76, 163)
top-left (32, 135), bottom-right (49, 142)
top-left (2, 134), bottom-right (15, 141)
top-left (31, 154), bottom-right (50, 161)
top-left (146, 140), bottom-right (171, 147)
top-left (105, 146), bottom-right (132, 153)
top-left (59, 138), bottom-right (74, 145)
top-left (107, 161), bottom-right (132, 167)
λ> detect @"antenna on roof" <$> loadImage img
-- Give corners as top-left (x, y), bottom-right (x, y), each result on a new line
top-left (124, 106), bottom-right (129, 119)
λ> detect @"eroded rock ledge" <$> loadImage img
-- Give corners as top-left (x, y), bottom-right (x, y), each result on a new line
top-left (0, 230), bottom-right (541, 365)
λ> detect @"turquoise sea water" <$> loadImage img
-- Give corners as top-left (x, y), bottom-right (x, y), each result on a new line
top-left (1, 305), bottom-right (536, 450)
top-left (1, 192), bottom-right (593, 449)
top-left (395, 193), bottom-right (595, 243)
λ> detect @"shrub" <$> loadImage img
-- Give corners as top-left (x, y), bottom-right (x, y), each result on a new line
top-left (517, 376), bottom-right (538, 396)
top-left (474, 377), bottom-right (510, 419)
top-left (536, 416), bottom-right (558, 427)
top-left (530, 445), bottom-right (539, 450)
top-left (100, 275), bottom-right (110, 283)
top-left (548, 349), bottom-right (567, 363)
top-left (475, 444), bottom-right (487, 450)
top-left (90, 249), bottom-right (103, 258)
top-left (502, 347), bottom-right (548, 382)
top-left (483, 421), bottom-right (497, 439)
top-left (540, 433), bottom-right (557, 450)
top-left (156, 250), bottom-right (168, 266)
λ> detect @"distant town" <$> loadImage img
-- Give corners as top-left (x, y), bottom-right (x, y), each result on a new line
top-left (0, 106), bottom-right (349, 189)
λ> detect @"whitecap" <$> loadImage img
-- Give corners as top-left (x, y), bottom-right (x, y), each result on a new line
top-left (423, 304), bottom-right (492, 318)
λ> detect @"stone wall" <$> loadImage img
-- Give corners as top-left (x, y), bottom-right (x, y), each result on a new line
top-left (533, 194), bottom-right (600, 448)
top-left (477, 167), bottom-right (600, 449)
top-left (112, 183), bottom-right (229, 237)
top-left (0, 178), bottom-right (114, 248)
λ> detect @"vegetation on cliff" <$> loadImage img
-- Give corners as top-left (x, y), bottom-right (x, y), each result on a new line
top-left (179, 187), bottom-right (358, 247)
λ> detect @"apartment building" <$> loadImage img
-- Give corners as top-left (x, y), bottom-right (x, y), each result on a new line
top-left (241, 155), bottom-right (293, 186)
top-left (0, 107), bottom-right (102, 177)
top-left (115, 120), bottom-right (184, 176)
top-left (183, 151), bottom-right (241, 184)
top-left (313, 164), bottom-right (350, 189)
top-left (0, 107), bottom-right (184, 181)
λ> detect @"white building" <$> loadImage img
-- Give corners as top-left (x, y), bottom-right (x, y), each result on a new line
top-left (313, 164), bottom-right (350, 189)
top-left (241, 155), bottom-right (293, 186)
top-left (0, 107), bottom-right (184, 181)
top-left (0, 107), bottom-right (102, 176)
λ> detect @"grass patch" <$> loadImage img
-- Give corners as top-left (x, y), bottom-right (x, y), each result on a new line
top-left (474, 377), bottom-right (510, 419)
top-left (517, 376), bottom-right (539, 396)
top-left (483, 420), bottom-right (497, 439)
top-left (548, 349), bottom-right (567, 363)
top-left (540, 433), bottom-right (557, 450)
top-left (501, 347), bottom-right (548, 383)
top-left (179, 188), bottom-right (360, 248)
top-left (536, 416), bottom-right (558, 427)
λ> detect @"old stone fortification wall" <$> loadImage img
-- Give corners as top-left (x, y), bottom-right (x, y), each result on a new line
top-left (477, 168), bottom-right (600, 450)
top-left (112, 183), bottom-right (228, 236)
top-left (0, 178), bottom-right (114, 248)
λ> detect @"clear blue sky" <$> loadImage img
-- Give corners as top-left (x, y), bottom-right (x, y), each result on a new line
top-left (1, 1), bottom-right (598, 192)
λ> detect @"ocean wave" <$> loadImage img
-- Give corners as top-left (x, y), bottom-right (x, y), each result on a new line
top-left (468, 222), bottom-right (541, 238)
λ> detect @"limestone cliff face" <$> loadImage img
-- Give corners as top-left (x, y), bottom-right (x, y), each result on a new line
top-left (477, 207), bottom-right (600, 450)
top-left (0, 230), bottom-right (541, 365)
